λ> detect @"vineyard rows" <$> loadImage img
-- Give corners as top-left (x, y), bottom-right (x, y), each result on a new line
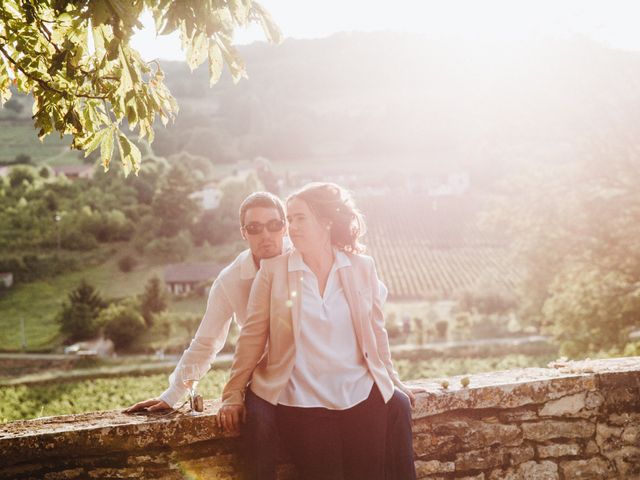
top-left (359, 194), bottom-right (520, 299)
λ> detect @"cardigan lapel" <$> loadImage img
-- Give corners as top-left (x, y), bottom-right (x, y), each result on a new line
top-left (338, 266), bottom-right (365, 347)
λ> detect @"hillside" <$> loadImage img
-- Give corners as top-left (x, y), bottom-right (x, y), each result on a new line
top-left (4, 33), bottom-right (640, 182)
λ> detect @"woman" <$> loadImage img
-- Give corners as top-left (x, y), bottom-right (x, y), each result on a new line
top-left (219, 183), bottom-right (414, 480)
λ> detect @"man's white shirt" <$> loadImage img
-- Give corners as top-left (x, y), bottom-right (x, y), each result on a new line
top-left (159, 248), bottom-right (258, 407)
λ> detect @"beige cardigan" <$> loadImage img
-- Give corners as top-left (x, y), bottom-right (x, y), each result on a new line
top-left (221, 250), bottom-right (400, 407)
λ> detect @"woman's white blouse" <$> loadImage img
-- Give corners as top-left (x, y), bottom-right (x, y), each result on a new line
top-left (277, 249), bottom-right (374, 410)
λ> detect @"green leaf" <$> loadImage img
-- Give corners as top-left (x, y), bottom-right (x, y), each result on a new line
top-left (117, 133), bottom-right (141, 177)
top-left (81, 128), bottom-right (109, 157)
top-left (186, 31), bottom-right (208, 71)
top-left (100, 127), bottom-right (114, 171)
top-left (207, 43), bottom-right (223, 86)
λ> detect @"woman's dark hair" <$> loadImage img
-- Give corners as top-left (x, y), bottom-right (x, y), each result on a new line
top-left (287, 182), bottom-right (366, 254)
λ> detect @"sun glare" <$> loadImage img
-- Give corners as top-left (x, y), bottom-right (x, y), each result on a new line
top-left (130, 1), bottom-right (640, 62)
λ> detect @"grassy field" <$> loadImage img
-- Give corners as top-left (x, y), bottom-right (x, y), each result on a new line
top-left (0, 241), bottom-right (247, 352)
top-left (0, 353), bottom-right (555, 422)
top-left (0, 121), bottom-right (81, 166)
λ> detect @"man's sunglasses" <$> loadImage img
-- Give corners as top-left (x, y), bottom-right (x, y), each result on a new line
top-left (242, 219), bottom-right (285, 235)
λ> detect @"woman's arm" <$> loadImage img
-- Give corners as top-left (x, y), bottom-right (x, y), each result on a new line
top-left (221, 262), bottom-right (273, 407)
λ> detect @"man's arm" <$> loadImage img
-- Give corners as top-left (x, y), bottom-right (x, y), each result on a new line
top-left (126, 275), bottom-right (235, 412)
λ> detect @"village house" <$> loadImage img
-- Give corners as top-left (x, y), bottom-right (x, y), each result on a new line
top-left (0, 272), bottom-right (13, 289)
top-left (52, 164), bottom-right (95, 180)
top-left (163, 262), bottom-right (224, 296)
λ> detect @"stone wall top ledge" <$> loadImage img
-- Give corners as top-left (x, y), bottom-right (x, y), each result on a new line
top-left (0, 356), bottom-right (638, 466)
top-left (410, 357), bottom-right (639, 418)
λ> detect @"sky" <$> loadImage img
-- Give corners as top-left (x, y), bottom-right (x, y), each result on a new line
top-left (131, 0), bottom-right (640, 61)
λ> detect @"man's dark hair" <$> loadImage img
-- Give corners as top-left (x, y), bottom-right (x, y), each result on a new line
top-left (239, 192), bottom-right (285, 226)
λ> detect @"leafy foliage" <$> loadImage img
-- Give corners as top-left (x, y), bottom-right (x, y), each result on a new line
top-left (486, 145), bottom-right (640, 356)
top-left (101, 303), bottom-right (146, 349)
top-left (0, 0), bottom-right (281, 175)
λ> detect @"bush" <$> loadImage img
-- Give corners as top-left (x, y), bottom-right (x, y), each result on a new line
top-left (144, 231), bottom-right (192, 262)
top-left (118, 255), bottom-right (138, 273)
top-left (101, 304), bottom-right (146, 350)
top-left (61, 229), bottom-right (99, 251)
top-left (0, 254), bottom-right (78, 283)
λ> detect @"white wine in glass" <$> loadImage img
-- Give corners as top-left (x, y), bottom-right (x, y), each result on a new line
top-left (180, 364), bottom-right (201, 413)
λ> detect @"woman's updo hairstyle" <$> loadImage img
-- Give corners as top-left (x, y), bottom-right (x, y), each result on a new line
top-left (287, 182), bottom-right (366, 254)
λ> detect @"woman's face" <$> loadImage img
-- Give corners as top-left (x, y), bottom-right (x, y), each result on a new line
top-left (286, 197), bottom-right (330, 253)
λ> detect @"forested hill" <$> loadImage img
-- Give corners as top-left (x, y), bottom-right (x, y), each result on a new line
top-left (4, 32), bottom-right (640, 184)
top-left (155, 32), bottom-right (640, 177)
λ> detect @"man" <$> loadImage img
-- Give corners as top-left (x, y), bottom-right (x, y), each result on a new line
top-left (126, 191), bottom-right (420, 480)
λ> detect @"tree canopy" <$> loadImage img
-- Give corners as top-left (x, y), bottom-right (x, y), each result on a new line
top-left (0, 1), bottom-right (281, 175)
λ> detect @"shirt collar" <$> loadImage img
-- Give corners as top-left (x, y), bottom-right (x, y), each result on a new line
top-left (288, 248), bottom-right (351, 273)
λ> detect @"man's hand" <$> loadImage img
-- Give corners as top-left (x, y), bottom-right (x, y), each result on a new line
top-left (124, 398), bottom-right (172, 414)
top-left (216, 404), bottom-right (246, 433)
top-left (395, 382), bottom-right (426, 408)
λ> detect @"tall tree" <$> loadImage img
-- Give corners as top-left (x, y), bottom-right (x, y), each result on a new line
top-left (0, 1), bottom-right (281, 175)
top-left (139, 275), bottom-right (168, 326)
top-left (151, 163), bottom-right (200, 236)
top-left (57, 279), bottom-right (107, 341)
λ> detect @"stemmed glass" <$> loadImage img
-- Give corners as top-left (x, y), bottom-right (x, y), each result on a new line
top-left (180, 364), bottom-right (201, 415)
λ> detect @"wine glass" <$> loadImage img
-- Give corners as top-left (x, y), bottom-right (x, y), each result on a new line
top-left (180, 364), bottom-right (201, 414)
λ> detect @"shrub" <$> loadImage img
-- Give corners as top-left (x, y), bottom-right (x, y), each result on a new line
top-left (118, 255), bottom-right (138, 273)
top-left (101, 304), bottom-right (146, 350)
top-left (144, 231), bottom-right (192, 263)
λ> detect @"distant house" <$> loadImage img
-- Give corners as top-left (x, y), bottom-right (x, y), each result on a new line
top-left (163, 262), bottom-right (225, 295)
top-left (0, 272), bottom-right (13, 288)
top-left (190, 183), bottom-right (222, 210)
top-left (52, 164), bottom-right (95, 180)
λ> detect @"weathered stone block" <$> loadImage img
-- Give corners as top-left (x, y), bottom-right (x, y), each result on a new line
top-left (537, 443), bottom-right (581, 458)
top-left (414, 459), bottom-right (455, 476)
top-left (595, 423), bottom-right (623, 452)
top-left (43, 469), bottom-right (84, 480)
top-left (487, 467), bottom-right (517, 480)
top-left (87, 467), bottom-right (144, 478)
top-left (455, 446), bottom-right (507, 471)
top-left (413, 432), bottom-right (458, 457)
top-left (518, 460), bottom-right (559, 480)
top-left (559, 457), bottom-right (616, 479)
top-left (603, 446), bottom-right (640, 478)
top-left (414, 415), bottom-right (522, 456)
top-left (458, 474), bottom-right (485, 480)
top-left (608, 412), bottom-right (640, 426)
top-left (584, 391), bottom-right (604, 410)
top-left (539, 392), bottom-right (586, 417)
top-left (499, 407), bottom-right (539, 423)
top-left (584, 441), bottom-right (599, 455)
top-left (507, 444), bottom-right (535, 464)
top-left (621, 425), bottom-right (639, 445)
top-left (522, 420), bottom-right (595, 441)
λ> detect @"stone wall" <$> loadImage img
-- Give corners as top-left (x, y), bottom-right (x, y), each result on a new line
top-left (0, 357), bottom-right (638, 479)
